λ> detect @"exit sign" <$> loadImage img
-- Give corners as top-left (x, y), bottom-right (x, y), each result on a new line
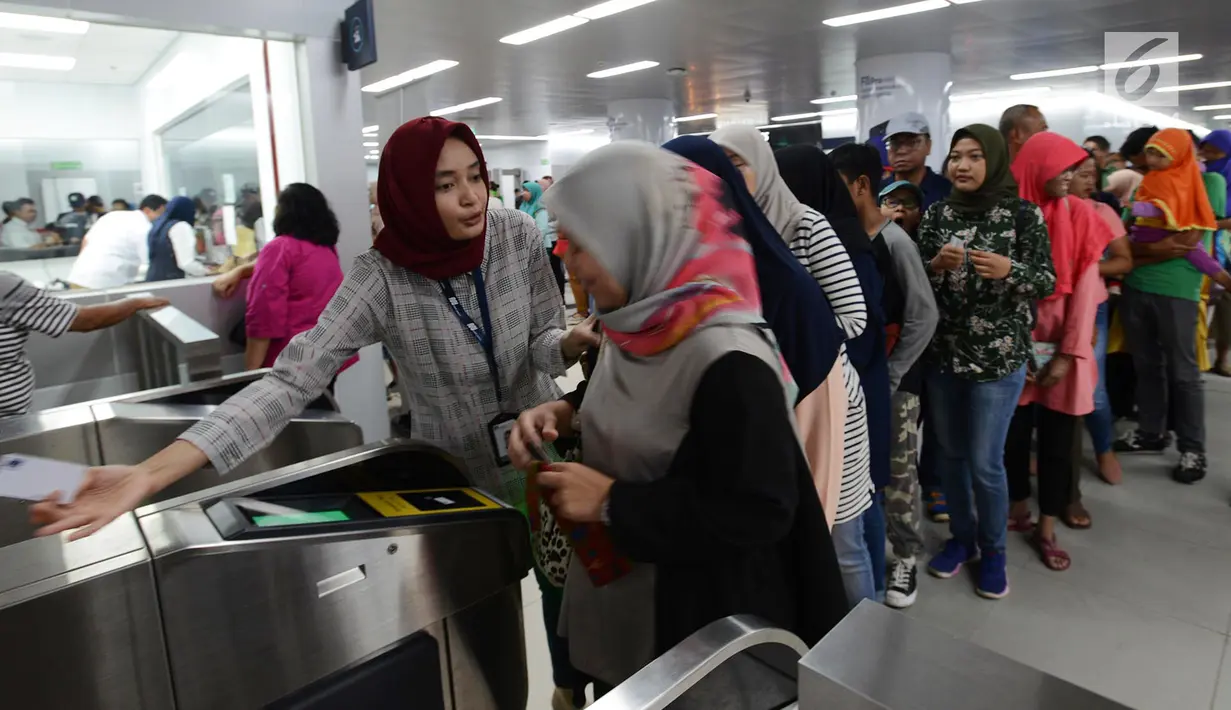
top-left (50, 161), bottom-right (82, 171)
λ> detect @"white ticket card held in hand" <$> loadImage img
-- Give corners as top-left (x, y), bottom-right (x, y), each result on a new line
top-left (0, 454), bottom-right (88, 504)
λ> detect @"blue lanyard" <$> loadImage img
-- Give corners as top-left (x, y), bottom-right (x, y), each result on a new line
top-left (439, 269), bottom-right (502, 402)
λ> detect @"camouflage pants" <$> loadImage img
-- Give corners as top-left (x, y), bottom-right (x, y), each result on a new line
top-left (886, 391), bottom-right (924, 559)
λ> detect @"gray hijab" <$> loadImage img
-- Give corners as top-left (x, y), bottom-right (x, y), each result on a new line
top-left (544, 141), bottom-right (794, 687)
top-left (711, 124), bottom-right (810, 240)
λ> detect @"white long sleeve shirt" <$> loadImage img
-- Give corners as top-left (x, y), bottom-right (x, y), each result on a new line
top-left (168, 222), bottom-right (210, 277)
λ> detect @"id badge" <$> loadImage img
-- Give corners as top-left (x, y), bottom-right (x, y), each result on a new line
top-left (488, 413), bottom-right (517, 467)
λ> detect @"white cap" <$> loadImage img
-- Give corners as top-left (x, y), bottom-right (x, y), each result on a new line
top-left (886, 111), bottom-right (930, 137)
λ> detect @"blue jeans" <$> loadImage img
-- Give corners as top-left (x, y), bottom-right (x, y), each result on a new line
top-left (832, 503), bottom-right (877, 606)
top-left (925, 364), bottom-right (1027, 555)
top-left (1084, 302), bottom-right (1114, 454)
top-left (863, 490), bottom-right (887, 599)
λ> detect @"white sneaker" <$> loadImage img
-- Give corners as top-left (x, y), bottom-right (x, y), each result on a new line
top-left (886, 557), bottom-right (919, 609)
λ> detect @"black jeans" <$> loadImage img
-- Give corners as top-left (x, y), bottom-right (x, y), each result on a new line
top-left (1006, 404), bottom-right (1077, 519)
top-left (1120, 285), bottom-right (1204, 453)
top-left (548, 250), bottom-right (566, 298)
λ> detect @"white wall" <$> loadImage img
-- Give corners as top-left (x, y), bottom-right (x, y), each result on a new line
top-left (483, 142), bottom-right (551, 181)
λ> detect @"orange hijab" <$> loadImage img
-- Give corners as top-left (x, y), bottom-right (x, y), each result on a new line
top-left (1136, 128), bottom-right (1217, 231)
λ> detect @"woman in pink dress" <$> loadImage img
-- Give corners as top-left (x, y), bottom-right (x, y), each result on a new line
top-left (1005, 133), bottom-right (1116, 571)
top-left (244, 183), bottom-right (357, 379)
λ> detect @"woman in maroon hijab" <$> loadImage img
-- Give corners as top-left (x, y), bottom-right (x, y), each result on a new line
top-left (32, 116), bottom-right (598, 533)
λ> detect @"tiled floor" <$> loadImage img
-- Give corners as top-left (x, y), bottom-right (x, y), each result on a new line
top-left (523, 365), bottom-right (1231, 709)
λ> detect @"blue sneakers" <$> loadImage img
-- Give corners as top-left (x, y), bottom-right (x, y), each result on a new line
top-left (928, 539), bottom-right (976, 578)
top-left (976, 550), bottom-right (1010, 599)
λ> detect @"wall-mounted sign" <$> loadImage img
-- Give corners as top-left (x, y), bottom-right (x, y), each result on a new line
top-left (50, 161), bottom-right (83, 171)
top-left (341, 0), bottom-right (377, 71)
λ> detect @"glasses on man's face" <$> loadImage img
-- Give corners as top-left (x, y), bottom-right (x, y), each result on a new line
top-left (883, 196), bottom-right (920, 211)
top-left (887, 135), bottom-right (926, 153)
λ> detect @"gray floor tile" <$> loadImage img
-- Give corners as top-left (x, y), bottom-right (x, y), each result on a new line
top-left (968, 565), bottom-right (1224, 710)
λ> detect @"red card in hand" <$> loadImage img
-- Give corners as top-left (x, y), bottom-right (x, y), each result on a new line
top-left (527, 463), bottom-right (633, 587)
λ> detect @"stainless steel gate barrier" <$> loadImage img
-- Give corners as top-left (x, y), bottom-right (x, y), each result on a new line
top-left (134, 298), bottom-right (222, 389)
top-left (596, 601), bottom-right (1132, 710)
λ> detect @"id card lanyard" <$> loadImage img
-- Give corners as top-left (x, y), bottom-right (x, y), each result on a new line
top-left (439, 270), bottom-right (517, 471)
top-left (439, 268), bottom-right (502, 403)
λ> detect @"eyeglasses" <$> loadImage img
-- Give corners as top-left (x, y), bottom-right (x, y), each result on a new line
top-left (887, 135), bottom-right (926, 152)
top-left (883, 196), bottom-right (920, 210)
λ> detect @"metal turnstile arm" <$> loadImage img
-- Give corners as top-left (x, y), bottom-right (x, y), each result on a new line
top-left (590, 615), bottom-right (809, 710)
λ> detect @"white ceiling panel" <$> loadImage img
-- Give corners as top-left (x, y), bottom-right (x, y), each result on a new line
top-left (0, 20), bottom-right (178, 84)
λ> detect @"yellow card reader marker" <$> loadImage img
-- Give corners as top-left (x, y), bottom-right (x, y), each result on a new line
top-left (358, 488), bottom-right (502, 518)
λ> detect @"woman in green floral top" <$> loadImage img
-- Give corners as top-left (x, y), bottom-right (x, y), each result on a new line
top-left (917, 124), bottom-right (1055, 600)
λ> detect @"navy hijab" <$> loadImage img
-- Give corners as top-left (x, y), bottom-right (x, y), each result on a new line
top-left (663, 135), bottom-right (842, 400)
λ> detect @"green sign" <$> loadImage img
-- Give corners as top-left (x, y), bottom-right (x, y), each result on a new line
top-left (50, 161), bottom-right (83, 171)
top-left (253, 510), bottom-right (350, 527)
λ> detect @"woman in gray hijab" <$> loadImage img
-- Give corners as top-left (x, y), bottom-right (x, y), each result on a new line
top-left (508, 142), bottom-right (848, 692)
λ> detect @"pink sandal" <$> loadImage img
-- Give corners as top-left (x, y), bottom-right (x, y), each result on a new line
top-left (1031, 532), bottom-right (1071, 571)
top-left (1008, 511), bottom-right (1035, 533)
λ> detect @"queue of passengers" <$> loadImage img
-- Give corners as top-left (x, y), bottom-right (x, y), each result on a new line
top-left (25, 109), bottom-right (1230, 708)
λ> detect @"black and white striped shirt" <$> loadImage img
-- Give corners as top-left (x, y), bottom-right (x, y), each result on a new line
top-left (789, 209), bottom-right (873, 524)
top-left (0, 273), bottom-right (79, 417)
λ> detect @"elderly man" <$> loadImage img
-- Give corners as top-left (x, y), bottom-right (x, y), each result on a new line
top-left (999, 104), bottom-right (1049, 163)
top-left (880, 112), bottom-right (951, 210)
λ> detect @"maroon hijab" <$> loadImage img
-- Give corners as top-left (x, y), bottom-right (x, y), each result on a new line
top-left (374, 117), bottom-right (489, 279)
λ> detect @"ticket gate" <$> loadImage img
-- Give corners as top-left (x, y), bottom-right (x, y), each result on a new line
top-left (41, 369), bottom-right (341, 413)
top-left (0, 442), bottom-right (530, 710)
top-left (594, 602), bottom-right (1132, 710)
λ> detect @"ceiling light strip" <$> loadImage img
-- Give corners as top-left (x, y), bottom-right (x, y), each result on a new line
top-left (810, 95), bottom-right (858, 105)
top-left (951, 87), bottom-right (1052, 102)
top-left (361, 59), bottom-right (458, 94)
top-left (475, 135), bottom-right (549, 141)
top-left (362, 125), bottom-right (379, 133)
top-left (587, 60), bottom-right (658, 78)
top-left (1099, 53), bottom-right (1202, 70)
top-left (757, 119), bottom-right (826, 130)
top-left (500, 15), bottom-right (589, 45)
top-left (1009, 66), bottom-right (1099, 81)
top-left (1213, 115), bottom-right (1231, 120)
top-left (429, 96), bottom-right (503, 116)
top-left (575, 0), bottom-right (658, 20)
top-left (1194, 104), bottom-right (1231, 111)
top-left (0, 52), bottom-right (75, 71)
top-left (363, 142), bottom-right (379, 147)
top-left (823, 0), bottom-right (950, 28)
top-left (1156, 80), bottom-right (1231, 93)
top-left (673, 113), bottom-right (718, 123)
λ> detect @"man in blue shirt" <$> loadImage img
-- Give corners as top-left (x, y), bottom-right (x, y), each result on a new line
top-left (880, 111), bottom-right (952, 210)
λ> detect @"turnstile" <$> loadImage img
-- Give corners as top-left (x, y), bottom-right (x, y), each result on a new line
top-left (41, 369), bottom-right (342, 413)
top-left (0, 442), bottom-right (531, 710)
top-left (593, 601), bottom-right (1133, 709)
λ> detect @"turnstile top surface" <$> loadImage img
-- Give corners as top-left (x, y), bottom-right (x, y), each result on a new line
top-left (799, 601), bottom-right (1131, 709)
top-left (0, 406), bottom-right (97, 448)
top-left (0, 513), bottom-right (147, 606)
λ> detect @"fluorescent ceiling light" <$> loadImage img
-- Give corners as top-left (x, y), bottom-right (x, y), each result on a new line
top-left (474, 135), bottom-right (549, 141)
top-left (1099, 53), bottom-right (1202, 71)
top-left (823, 0), bottom-right (950, 27)
top-left (948, 0), bottom-right (983, 3)
top-left (361, 59), bottom-right (458, 94)
top-left (1194, 104), bottom-right (1231, 111)
top-left (543, 129), bottom-right (596, 138)
top-left (429, 96), bottom-right (503, 116)
top-left (587, 61), bottom-right (659, 78)
top-left (362, 141), bottom-right (379, 147)
top-left (771, 111), bottom-right (822, 122)
top-left (500, 15), bottom-right (589, 45)
top-left (1156, 80), bottom-right (1231, 92)
top-left (819, 108), bottom-right (858, 116)
top-left (810, 95), bottom-right (857, 105)
top-left (674, 113), bottom-right (718, 123)
top-left (1010, 66), bottom-right (1099, 80)
top-left (0, 11), bottom-right (89, 34)
top-left (951, 86), bottom-right (1052, 102)
top-left (681, 130), bottom-right (713, 136)
top-left (576, 0), bottom-right (658, 20)
top-left (362, 125), bottom-right (379, 133)
top-left (0, 52), bottom-right (75, 71)
top-left (365, 155), bottom-right (379, 160)
top-left (1214, 115), bottom-right (1231, 120)
top-left (756, 119), bottom-right (825, 129)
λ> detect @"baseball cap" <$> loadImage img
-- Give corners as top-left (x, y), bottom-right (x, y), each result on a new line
top-left (886, 111), bottom-right (930, 138)
top-left (878, 180), bottom-right (924, 205)
top-left (67, 192), bottom-right (86, 209)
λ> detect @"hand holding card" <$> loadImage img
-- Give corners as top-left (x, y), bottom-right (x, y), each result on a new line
top-left (0, 454), bottom-right (87, 504)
